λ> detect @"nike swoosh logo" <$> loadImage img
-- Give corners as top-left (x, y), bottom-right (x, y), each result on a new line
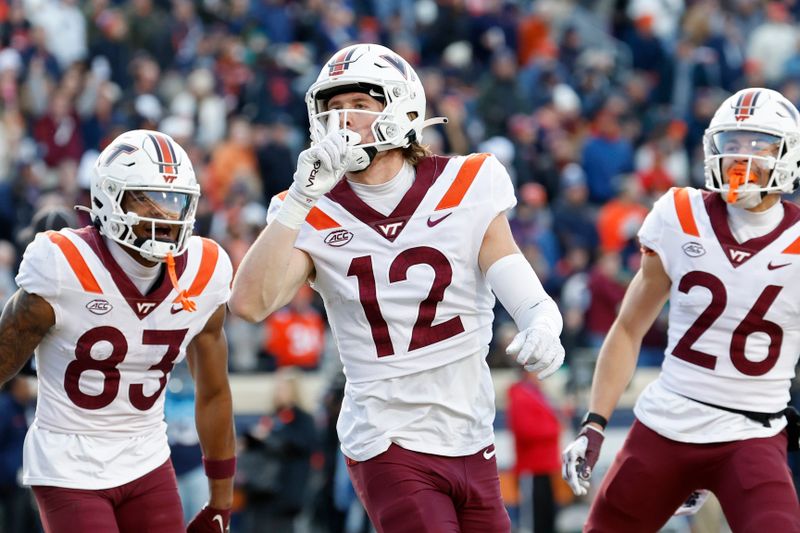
top-left (483, 446), bottom-right (496, 460)
top-left (767, 261), bottom-right (791, 270)
top-left (213, 514), bottom-right (225, 532)
top-left (427, 212), bottom-right (452, 227)
top-left (170, 305), bottom-right (184, 315)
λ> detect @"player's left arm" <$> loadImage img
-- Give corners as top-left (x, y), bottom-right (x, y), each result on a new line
top-left (479, 213), bottom-right (565, 378)
top-left (186, 304), bottom-right (235, 510)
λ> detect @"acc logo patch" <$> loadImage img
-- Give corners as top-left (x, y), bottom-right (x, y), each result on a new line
top-left (682, 242), bottom-right (706, 258)
top-left (324, 229), bottom-right (353, 247)
top-left (86, 299), bottom-right (113, 315)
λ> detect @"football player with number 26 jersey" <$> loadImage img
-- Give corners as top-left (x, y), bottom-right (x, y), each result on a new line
top-left (562, 88), bottom-right (800, 532)
top-left (230, 43), bottom-right (566, 533)
top-left (0, 130), bottom-right (236, 533)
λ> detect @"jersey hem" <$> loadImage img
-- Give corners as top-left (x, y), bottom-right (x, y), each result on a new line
top-left (23, 449), bottom-right (171, 490)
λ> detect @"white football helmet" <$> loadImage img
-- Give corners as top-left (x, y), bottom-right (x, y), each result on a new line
top-left (84, 129), bottom-right (200, 262)
top-left (306, 43), bottom-right (445, 171)
top-left (704, 88), bottom-right (800, 207)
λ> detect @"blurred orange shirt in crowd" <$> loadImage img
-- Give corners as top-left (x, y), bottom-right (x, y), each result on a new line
top-left (596, 197), bottom-right (648, 253)
top-left (263, 286), bottom-right (324, 369)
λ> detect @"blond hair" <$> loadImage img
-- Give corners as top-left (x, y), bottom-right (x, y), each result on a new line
top-left (403, 141), bottom-right (433, 166)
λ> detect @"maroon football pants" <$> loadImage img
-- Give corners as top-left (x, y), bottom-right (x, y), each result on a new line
top-left (586, 419), bottom-right (800, 533)
top-left (347, 443), bottom-right (511, 533)
top-left (32, 459), bottom-right (184, 533)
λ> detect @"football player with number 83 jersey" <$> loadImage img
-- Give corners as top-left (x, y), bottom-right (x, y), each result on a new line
top-left (0, 130), bottom-right (236, 533)
top-left (230, 43), bottom-right (566, 533)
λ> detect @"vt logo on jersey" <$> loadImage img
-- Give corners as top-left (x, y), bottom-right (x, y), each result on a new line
top-left (374, 220), bottom-right (407, 241)
top-left (137, 302), bottom-right (157, 316)
top-left (86, 299), bottom-right (113, 315)
top-left (728, 248), bottom-right (752, 263)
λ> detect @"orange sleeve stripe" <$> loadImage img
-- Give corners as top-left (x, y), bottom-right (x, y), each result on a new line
top-left (273, 190), bottom-right (341, 230)
top-left (306, 207), bottom-right (341, 230)
top-left (783, 237), bottom-right (800, 254)
top-left (47, 231), bottom-right (103, 294)
top-left (435, 153), bottom-right (490, 211)
top-left (186, 238), bottom-right (219, 297)
top-left (672, 187), bottom-right (700, 237)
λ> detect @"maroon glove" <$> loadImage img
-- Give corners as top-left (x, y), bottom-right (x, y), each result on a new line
top-left (561, 425), bottom-right (605, 496)
top-left (186, 506), bottom-right (230, 533)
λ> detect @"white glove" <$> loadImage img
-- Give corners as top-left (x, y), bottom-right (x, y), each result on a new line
top-left (561, 425), bottom-right (605, 496)
top-left (276, 111), bottom-right (349, 229)
top-left (505, 326), bottom-right (565, 378)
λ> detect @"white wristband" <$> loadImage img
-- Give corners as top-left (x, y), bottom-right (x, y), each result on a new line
top-left (273, 189), bottom-right (313, 230)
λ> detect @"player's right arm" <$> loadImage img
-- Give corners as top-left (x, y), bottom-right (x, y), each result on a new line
top-left (562, 251), bottom-right (671, 495)
top-left (230, 112), bottom-right (348, 323)
top-left (229, 225), bottom-right (314, 322)
top-left (588, 251), bottom-right (671, 420)
top-left (0, 289), bottom-right (55, 385)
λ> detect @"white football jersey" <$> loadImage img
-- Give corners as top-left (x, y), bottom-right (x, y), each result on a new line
top-left (16, 227), bottom-right (231, 489)
top-left (270, 153), bottom-right (516, 382)
top-left (268, 153), bottom-right (517, 459)
top-left (636, 187), bottom-right (800, 441)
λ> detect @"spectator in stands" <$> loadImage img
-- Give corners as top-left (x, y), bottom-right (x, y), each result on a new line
top-left (476, 48), bottom-right (529, 138)
top-left (263, 284), bottom-right (325, 371)
top-left (596, 177), bottom-right (649, 254)
top-left (239, 368), bottom-right (317, 533)
top-left (0, 373), bottom-right (38, 533)
top-left (584, 250), bottom-right (627, 349)
top-left (508, 369), bottom-right (562, 533)
top-left (581, 100), bottom-right (635, 205)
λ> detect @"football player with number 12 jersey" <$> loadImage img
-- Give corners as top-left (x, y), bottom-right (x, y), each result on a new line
top-left (0, 130), bottom-right (236, 533)
top-left (230, 43), bottom-right (566, 533)
top-left (562, 88), bottom-right (800, 532)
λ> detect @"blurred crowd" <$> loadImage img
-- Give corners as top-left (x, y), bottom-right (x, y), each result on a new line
top-left (2, 0), bottom-right (800, 531)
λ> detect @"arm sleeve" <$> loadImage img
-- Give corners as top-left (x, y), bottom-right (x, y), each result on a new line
top-left (486, 253), bottom-right (563, 336)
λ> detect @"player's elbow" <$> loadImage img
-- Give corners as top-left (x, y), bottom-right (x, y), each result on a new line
top-left (227, 292), bottom-right (268, 323)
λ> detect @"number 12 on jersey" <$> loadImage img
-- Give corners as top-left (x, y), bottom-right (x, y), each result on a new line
top-left (347, 247), bottom-right (465, 358)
